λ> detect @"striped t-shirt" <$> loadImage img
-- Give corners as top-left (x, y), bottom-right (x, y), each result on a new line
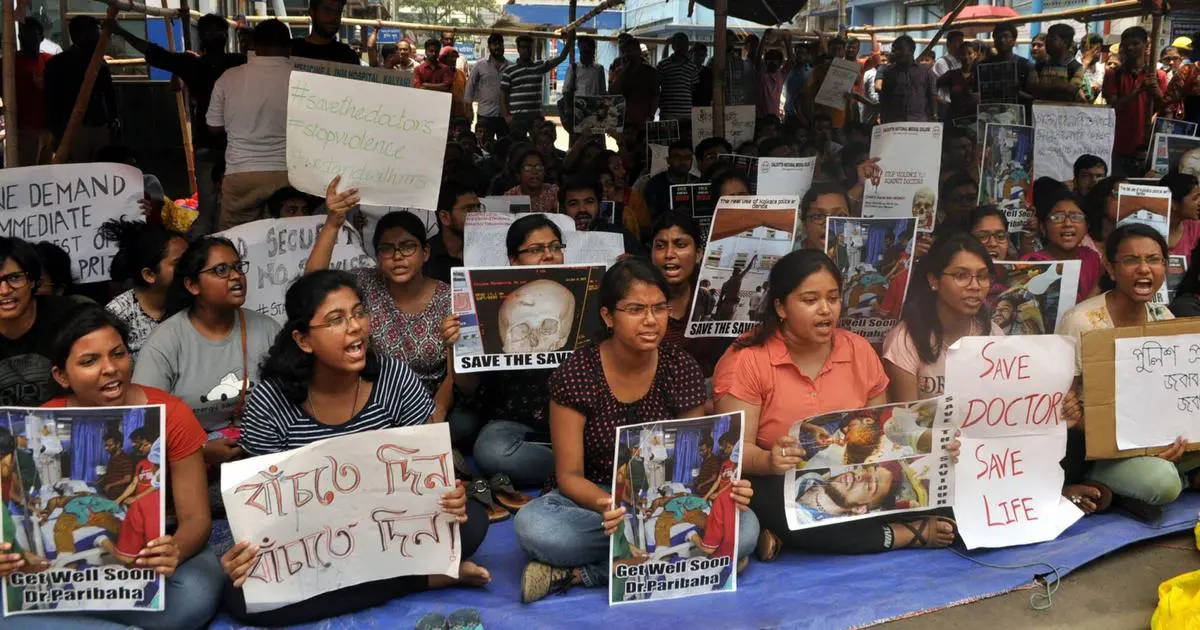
top-left (239, 354), bottom-right (435, 456)
top-left (501, 59), bottom-right (551, 116)
top-left (657, 54), bottom-right (699, 119)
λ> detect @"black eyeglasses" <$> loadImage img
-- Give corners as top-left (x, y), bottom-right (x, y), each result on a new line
top-left (199, 261), bottom-right (250, 279)
top-left (0, 272), bottom-right (31, 289)
top-left (377, 241), bottom-right (422, 259)
top-left (517, 243), bottom-right (566, 256)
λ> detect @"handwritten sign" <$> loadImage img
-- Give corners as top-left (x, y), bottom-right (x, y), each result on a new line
top-left (1033, 104), bottom-right (1114, 183)
top-left (756, 157), bottom-right (816, 197)
top-left (220, 424), bottom-right (459, 613)
top-left (218, 216), bottom-right (375, 322)
top-left (814, 58), bottom-right (860, 110)
top-left (691, 105), bottom-right (756, 149)
top-left (0, 163), bottom-right (143, 283)
top-left (1114, 333), bottom-right (1200, 449)
top-left (862, 123), bottom-right (943, 231)
top-left (286, 71), bottom-right (450, 209)
top-left (946, 335), bottom-right (1083, 549)
top-left (292, 58), bottom-right (413, 88)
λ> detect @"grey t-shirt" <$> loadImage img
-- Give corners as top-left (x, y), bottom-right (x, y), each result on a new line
top-left (132, 308), bottom-right (281, 432)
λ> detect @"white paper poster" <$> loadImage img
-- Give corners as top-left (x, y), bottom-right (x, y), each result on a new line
top-left (220, 424), bottom-right (460, 613)
top-left (691, 105), bottom-right (756, 149)
top-left (946, 335), bottom-right (1084, 549)
top-left (1116, 183), bottom-right (1172, 238)
top-left (756, 157), bottom-right (817, 197)
top-left (861, 123), bottom-right (943, 231)
top-left (286, 71), bottom-right (450, 209)
top-left (1114, 333), bottom-right (1200, 449)
top-left (218, 216), bottom-right (375, 321)
top-left (814, 58), bottom-right (860, 110)
top-left (1032, 104), bottom-right (1115, 183)
top-left (0, 163), bottom-right (143, 283)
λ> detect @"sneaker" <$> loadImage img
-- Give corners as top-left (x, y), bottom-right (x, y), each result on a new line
top-left (447, 608), bottom-right (484, 630)
top-left (415, 613), bottom-right (447, 630)
top-left (520, 561), bottom-right (574, 604)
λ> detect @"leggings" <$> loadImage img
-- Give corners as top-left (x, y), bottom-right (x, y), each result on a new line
top-left (221, 499), bottom-right (489, 627)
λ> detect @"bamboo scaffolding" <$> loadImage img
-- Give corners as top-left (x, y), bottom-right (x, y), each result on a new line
top-left (52, 3), bottom-right (122, 164)
top-left (839, 0), bottom-right (1145, 36)
top-left (160, 0), bottom-right (197, 194)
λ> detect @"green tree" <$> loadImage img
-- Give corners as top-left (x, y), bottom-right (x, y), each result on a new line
top-left (403, 0), bottom-right (498, 28)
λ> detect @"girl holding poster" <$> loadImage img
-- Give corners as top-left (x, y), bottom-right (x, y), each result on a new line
top-left (223, 270), bottom-right (491, 626)
top-left (1021, 178), bottom-right (1103, 302)
top-left (514, 259), bottom-right (755, 604)
top-left (16, 305), bottom-right (223, 629)
top-left (713, 250), bottom-right (955, 558)
top-left (653, 213), bottom-right (732, 376)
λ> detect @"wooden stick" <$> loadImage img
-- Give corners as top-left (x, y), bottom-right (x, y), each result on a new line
top-left (52, 3), bottom-right (121, 164)
top-left (179, 0), bottom-right (192, 53)
top-left (161, 0), bottom-right (197, 194)
top-left (2, 0), bottom-right (17, 166)
top-left (567, 0), bottom-right (577, 134)
top-left (712, 0), bottom-right (727, 139)
top-left (841, 0), bottom-right (1143, 35)
top-left (918, 0), bottom-right (973, 60)
top-left (102, 0), bottom-right (182, 18)
top-left (556, 0), bottom-right (621, 35)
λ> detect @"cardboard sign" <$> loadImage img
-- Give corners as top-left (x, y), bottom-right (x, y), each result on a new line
top-left (1114, 333), bottom-right (1200, 449)
top-left (221, 424), bottom-right (459, 613)
top-left (1153, 117), bottom-right (1198, 138)
top-left (0, 163), bottom-right (143, 283)
top-left (1032, 103), bottom-right (1114, 183)
top-left (861, 123), bottom-right (943, 231)
top-left (1081, 318), bottom-right (1200, 459)
top-left (976, 61), bottom-right (1019, 104)
top-left (286, 71), bottom-right (449, 210)
top-left (813, 58), bottom-right (860, 110)
top-left (670, 183), bottom-right (716, 234)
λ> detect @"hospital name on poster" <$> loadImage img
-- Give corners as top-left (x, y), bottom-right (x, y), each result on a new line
top-left (9, 567), bottom-right (157, 606)
top-left (454, 350), bottom-right (572, 372)
top-left (614, 556), bottom-right (731, 596)
top-left (687, 320), bottom-right (757, 338)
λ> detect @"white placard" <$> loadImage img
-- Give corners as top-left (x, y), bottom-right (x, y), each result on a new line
top-left (861, 123), bottom-right (943, 231)
top-left (286, 71), bottom-right (450, 209)
top-left (756, 157), bottom-right (816, 197)
top-left (292, 58), bottom-right (413, 88)
top-left (0, 163), bottom-right (143, 283)
top-left (691, 105), bottom-right (756, 148)
top-left (1114, 334), bottom-right (1200, 449)
top-left (814, 58), bottom-right (860, 110)
top-left (220, 424), bottom-right (459, 613)
top-left (1032, 104), bottom-right (1115, 183)
top-left (218, 216), bottom-right (375, 321)
top-left (1116, 183), bottom-right (1172, 239)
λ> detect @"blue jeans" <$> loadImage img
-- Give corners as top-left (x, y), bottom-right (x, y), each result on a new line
top-left (3, 547), bottom-right (224, 630)
top-left (515, 491), bottom-right (758, 588)
top-left (474, 420), bottom-right (555, 488)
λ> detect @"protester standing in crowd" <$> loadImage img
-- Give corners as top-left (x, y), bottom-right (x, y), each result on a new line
top-left (1022, 178), bottom-right (1103, 301)
top-left (0, 238), bottom-right (78, 407)
top-left (207, 19), bottom-right (291, 230)
top-left (1079, 32), bottom-right (1107, 102)
top-left (612, 36), bottom-right (660, 130)
top-left (1028, 24), bottom-right (1086, 102)
top-left (938, 40), bottom-right (981, 122)
top-left (932, 30), bottom-right (964, 119)
top-left (44, 16), bottom-right (118, 163)
top-left (515, 258), bottom-right (755, 603)
top-left (291, 0), bottom-right (359, 64)
top-left (99, 219), bottom-right (189, 359)
top-left (643, 140), bottom-right (700, 219)
top-left (502, 33), bottom-right (574, 136)
top-left (1103, 27), bottom-right (1165, 176)
top-left (1162, 31), bottom-right (1200, 123)
top-left (467, 34), bottom-right (512, 143)
top-left (803, 37), bottom-right (849, 127)
top-left (10, 18), bottom-right (54, 166)
top-left (564, 36), bottom-right (607, 99)
top-left (983, 23), bottom-right (1034, 114)
top-left (879, 36), bottom-right (937, 123)
top-left (657, 32), bottom-right (700, 122)
top-left (415, 39), bottom-right (454, 91)
top-left (784, 43), bottom-right (814, 119)
top-left (753, 30), bottom-right (793, 120)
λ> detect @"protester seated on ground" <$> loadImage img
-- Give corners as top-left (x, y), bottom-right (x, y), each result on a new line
top-left (1021, 177), bottom-right (1103, 302)
top-left (32, 241), bottom-right (77, 298)
top-left (835, 142), bottom-right (870, 189)
top-left (221, 270), bottom-right (489, 625)
top-left (652, 212), bottom-right (731, 377)
top-left (736, 140), bottom-right (760, 157)
top-left (486, 136), bottom-right (518, 195)
top-left (440, 215), bottom-right (568, 509)
top-left (132, 236), bottom-right (281, 462)
top-left (939, 125), bottom-right (976, 185)
top-left (1070, 154), bottom-right (1108, 198)
top-left (263, 186), bottom-right (317, 219)
top-left (797, 182), bottom-right (850, 252)
top-left (0, 237), bottom-right (81, 407)
top-left (713, 250), bottom-right (957, 559)
top-left (313, 178), bottom-right (454, 422)
top-left (644, 139), bottom-right (701, 219)
top-left (506, 144), bottom-right (559, 213)
top-left (696, 136), bottom-right (734, 180)
top-left (711, 169), bottom-right (752, 197)
top-left (939, 172), bottom-right (980, 228)
top-left (964, 205), bottom-right (1011, 261)
top-left (1057, 224), bottom-right (1199, 514)
top-left (21, 306), bottom-right (224, 630)
top-left (534, 126), bottom-right (565, 184)
top-left (1170, 241), bottom-right (1200, 316)
top-left (99, 218), bottom-right (189, 359)
top-left (559, 174), bottom-right (645, 256)
top-left (597, 165), bottom-right (650, 241)
top-left (1159, 171), bottom-right (1200, 259)
top-left (514, 258), bottom-right (755, 604)
top-left (884, 234), bottom-right (1003, 402)
top-left (443, 141), bottom-right (491, 197)
top-left (758, 135), bottom-right (797, 159)
top-left (1083, 175), bottom-right (1126, 252)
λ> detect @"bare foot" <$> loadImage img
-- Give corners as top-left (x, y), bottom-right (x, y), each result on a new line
top-left (429, 561), bottom-right (491, 589)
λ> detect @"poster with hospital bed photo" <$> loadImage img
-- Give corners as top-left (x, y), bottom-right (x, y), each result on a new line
top-left (987, 260), bottom-right (1081, 336)
top-left (2, 405), bottom-right (165, 616)
top-left (610, 412), bottom-right (745, 605)
top-left (783, 397), bottom-right (956, 531)
top-left (824, 216), bottom-right (916, 348)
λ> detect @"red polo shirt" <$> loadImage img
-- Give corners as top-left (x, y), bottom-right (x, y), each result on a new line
top-left (1103, 66), bottom-right (1168, 157)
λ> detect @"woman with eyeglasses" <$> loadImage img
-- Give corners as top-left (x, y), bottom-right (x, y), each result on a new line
top-left (797, 183), bottom-right (851, 252)
top-left (132, 236), bottom-right (281, 465)
top-left (221, 270), bottom-right (490, 625)
top-left (883, 234), bottom-right (1003, 402)
top-left (1056, 224), bottom-right (1197, 513)
top-left (514, 258), bottom-right (755, 604)
top-left (506, 145), bottom-right (560, 214)
top-left (965, 205), bottom-right (1011, 261)
top-left (0, 237), bottom-right (81, 407)
top-left (99, 219), bottom-right (189, 360)
top-left (1021, 177), bottom-right (1102, 303)
top-left (1159, 172), bottom-right (1200, 259)
top-left (313, 178), bottom-right (454, 423)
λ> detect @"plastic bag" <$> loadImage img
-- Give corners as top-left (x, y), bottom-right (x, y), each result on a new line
top-left (1151, 570), bottom-right (1200, 630)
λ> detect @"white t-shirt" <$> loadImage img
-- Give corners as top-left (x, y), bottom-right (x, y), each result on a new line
top-left (206, 55), bottom-right (290, 174)
top-left (882, 319), bottom-right (1004, 399)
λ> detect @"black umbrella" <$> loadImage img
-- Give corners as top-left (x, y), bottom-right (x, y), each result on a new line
top-left (692, 0), bottom-right (809, 26)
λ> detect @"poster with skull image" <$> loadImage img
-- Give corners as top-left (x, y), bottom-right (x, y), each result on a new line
top-left (450, 264), bottom-right (606, 372)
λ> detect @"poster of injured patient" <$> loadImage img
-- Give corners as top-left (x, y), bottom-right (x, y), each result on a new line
top-left (686, 197), bottom-right (800, 339)
top-left (609, 412), bottom-right (745, 605)
top-left (978, 124), bottom-right (1034, 231)
top-left (574, 96), bottom-right (626, 135)
top-left (824, 217), bottom-right (916, 346)
top-left (783, 397), bottom-right (956, 531)
top-left (1, 405), bottom-right (166, 616)
top-left (450, 264), bottom-right (605, 373)
top-left (861, 122), bottom-right (942, 231)
top-left (986, 260), bottom-right (1081, 336)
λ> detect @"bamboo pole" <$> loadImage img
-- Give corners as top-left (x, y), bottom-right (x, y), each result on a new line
top-left (52, 3), bottom-right (122, 164)
top-left (179, 0), bottom-right (192, 53)
top-left (102, 0), bottom-right (182, 18)
top-left (3, 0), bottom-right (18, 166)
top-left (567, 0), bottom-right (577, 135)
top-left (712, 0), bottom-right (727, 139)
top-left (161, 0), bottom-right (197, 194)
top-left (917, 0), bottom-right (972, 59)
top-left (556, 0), bottom-right (621, 35)
top-left (842, 0), bottom-right (1143, 35)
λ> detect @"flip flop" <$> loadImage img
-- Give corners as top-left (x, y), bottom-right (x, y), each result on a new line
top-left (466, 479), bottom-right (510, 523)
top-left (489, 473), bottom-right (531, 512)
top-left (895, 516), bottom-right (956, 549)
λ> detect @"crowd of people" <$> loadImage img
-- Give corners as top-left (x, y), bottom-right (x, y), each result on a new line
top-left (2, 2), bottom-right (1200, 626)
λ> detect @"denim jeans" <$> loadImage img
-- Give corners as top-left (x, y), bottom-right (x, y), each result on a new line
top-left (3, 547), bottom-right (224, 630)
top-left (1087, 452), bottom-right (1200, 506)
top-left (473, 420), bottom-right (555, 488)
top-left (515, 491), bottom-right (758, 588)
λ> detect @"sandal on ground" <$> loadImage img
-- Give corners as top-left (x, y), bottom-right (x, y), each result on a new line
top-left (520, 561), bottom-right (574, 604)
top-left (756, 528), bottom-right (781, 563)
top-left (893, 516), bottom-right (956, 549)
top-left (1063, 482), bottom-right (1113, 515)
top-left (466, 479), bottom-right (510, 523)
top-left (489, 473), bottom-right (531, 512)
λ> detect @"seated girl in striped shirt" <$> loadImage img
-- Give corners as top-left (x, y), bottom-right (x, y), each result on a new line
top-left (219, 270), bottom-right (490, 626)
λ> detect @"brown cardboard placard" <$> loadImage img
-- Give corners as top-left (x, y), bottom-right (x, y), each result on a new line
top-left (1081, 317), bottom-right (1200, 460)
